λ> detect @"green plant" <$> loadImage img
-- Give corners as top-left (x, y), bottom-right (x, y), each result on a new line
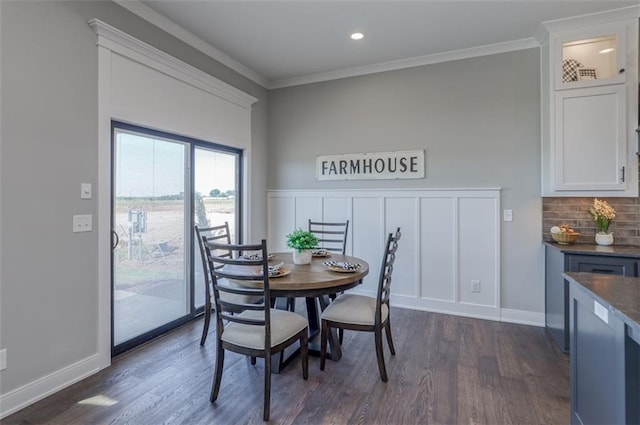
top-left (286, 229), bottom-right (318, 252)
top-left (588, 198), bottom-right (616, 233)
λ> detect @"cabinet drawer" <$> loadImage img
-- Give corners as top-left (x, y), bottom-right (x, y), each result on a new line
top-left (566, 254), bottom-right (635, 276)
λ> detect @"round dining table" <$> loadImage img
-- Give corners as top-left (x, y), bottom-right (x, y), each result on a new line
top-left (265, 252), bottom-right (369, 296)
top-left (264, 252), bottom-right (370, 372)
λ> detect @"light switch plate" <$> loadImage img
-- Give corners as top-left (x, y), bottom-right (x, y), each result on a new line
top-left (0, 349), bottom-right (7, 371)
top-left (81, 183), bottom-right (92, 199)
top-left (73, 214), bottom-right (92, 233)
top-left (503, 209), bottom-right (513, 222)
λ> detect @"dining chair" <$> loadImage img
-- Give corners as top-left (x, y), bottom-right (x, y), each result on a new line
top-left (319, 227), bottom-right (401, 382)
top-left (204, 238), bottom-right (309, 422)
top-left (194, 223), bottom-right (262, 346)
top-left (308, 219), bottom-right (350, 254)
top-left (308, 219), bottom-right (350, 308)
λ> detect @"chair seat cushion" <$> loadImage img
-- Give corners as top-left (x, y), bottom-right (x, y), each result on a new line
top-left (222, 309), bottom-right (307, 350)
top-left (320, 293), bottom-right (388, 326)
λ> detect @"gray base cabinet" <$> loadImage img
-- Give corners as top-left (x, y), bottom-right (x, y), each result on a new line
top-left (565, 272), bottom-right (640, 425)
top-left (626, 328), bottom-right (640, 424)
top-left (545, 246), bottom-right (570, 351)
top-left (570, 284), bottom-right (625, 425)
top-left (545, 244), bottom-right (637, 352)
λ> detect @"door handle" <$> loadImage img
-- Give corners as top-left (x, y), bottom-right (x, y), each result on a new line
top-left (112, 230), bottom-right (119, 250)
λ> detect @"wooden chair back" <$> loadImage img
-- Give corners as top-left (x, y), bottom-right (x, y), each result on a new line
top-left (376, 228), bottom-right (401, 323)
top-left (202, 238), bottom-right (270, 341)
top-left (195, 223), bottom-right (232, 303)
top-left (308, 219), bottom-right (350, 254)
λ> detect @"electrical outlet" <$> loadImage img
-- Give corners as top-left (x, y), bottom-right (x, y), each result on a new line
top-left (471, 280), bottom-right (481, 293)
top-left (73, 214), bottom-right (92, 233)
top-left (0, 349), bottom-right (7, 371)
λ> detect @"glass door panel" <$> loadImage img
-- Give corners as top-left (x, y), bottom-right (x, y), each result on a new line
top-left (562, 35), bottom-right (617, 82)
top-left (193, 147), bottom-right (239, 309)
top-left (113, 128), bottom-right (189, 346)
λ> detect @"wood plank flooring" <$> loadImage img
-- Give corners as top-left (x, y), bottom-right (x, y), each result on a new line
top-left (3, 308), bottom-right (569, 424)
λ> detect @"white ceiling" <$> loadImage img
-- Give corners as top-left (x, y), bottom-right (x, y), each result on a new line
top-left (128, 1), bottom-right (639, 88)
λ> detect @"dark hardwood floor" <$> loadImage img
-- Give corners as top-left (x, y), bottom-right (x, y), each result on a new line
top-left (3, 307), bottom-right (569, 424)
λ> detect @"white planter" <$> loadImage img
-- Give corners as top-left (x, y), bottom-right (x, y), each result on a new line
top-left (595, 232), bottom-right (614, 246)
top-left (292, 249), bottom-right (312, 265)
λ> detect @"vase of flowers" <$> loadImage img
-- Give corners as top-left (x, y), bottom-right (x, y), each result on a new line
top-left (589, 198), bottom-right (615, 246)
top-left (286, 229), bottom-right (319, 265)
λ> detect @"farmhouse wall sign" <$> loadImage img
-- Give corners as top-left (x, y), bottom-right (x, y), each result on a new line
top-left (316, 150), bottom-right (425, 181)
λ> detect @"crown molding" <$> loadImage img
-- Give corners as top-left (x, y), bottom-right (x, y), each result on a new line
top-left (114, 0), bottom-right (269, 88)
top-left (89, 19), bottom-right (257, 109)
top-left (268, 38), bottom-right (539, 89)
top-left (535, 5), bottom-right (640, 44)
top-left (113, 1), bottom-right (637, 90)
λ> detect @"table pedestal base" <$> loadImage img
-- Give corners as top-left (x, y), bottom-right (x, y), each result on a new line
top-left (270, 295), bottom-right (342, 373)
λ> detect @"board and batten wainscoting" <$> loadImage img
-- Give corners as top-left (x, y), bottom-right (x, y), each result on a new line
top-left (267, 189), bottom-right (501, 321)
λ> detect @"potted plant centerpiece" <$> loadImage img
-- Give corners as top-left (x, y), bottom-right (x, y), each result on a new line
top-left (589, 198), bottom-right (616, 246)
top-left (286, 228), bottom-right (318, 265)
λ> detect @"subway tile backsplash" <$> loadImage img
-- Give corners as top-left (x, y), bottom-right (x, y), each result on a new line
top-left (543, 197), bottom-right (640, 246)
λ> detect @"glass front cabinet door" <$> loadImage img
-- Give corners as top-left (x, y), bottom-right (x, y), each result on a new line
top-left (553, 23), bottom-right (627, 90)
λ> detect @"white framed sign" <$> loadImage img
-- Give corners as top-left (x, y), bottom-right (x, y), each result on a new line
top-left (316, 150), bottom-right (425, 181)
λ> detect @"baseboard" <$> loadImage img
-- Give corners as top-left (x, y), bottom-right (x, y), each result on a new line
top-left (0, 354), bottom-right (102, 419)
top-left (352, 288), bottom-right (544, 327)
top-left (499, 308), bottom-right (545, 327)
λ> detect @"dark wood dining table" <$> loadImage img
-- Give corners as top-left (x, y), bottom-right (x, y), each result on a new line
top-left (261, 252), bottom-right (370, 372)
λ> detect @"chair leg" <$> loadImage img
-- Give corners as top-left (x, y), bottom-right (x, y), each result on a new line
top-left (320, 320), bottom-right (328, 371)
top-left (374, 327), bottom-right (388, 382)
top-left (264, 351), bottom-right (271, 421)
top-left (301, 331), bottom-right (309, 380)
top-left (338, 328), bottom-right (344, 345)
top-left (385, 319), bottom-right (396, 355)
top-left (210, 345), bottom-right (225, 402)
top-left (200, 308), bottom-right (211, 346)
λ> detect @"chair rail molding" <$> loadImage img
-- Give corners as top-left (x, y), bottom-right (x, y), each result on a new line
top-left (267, 188), bottom-right (506, 322)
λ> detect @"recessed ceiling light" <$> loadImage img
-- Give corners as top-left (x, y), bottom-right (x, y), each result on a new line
top-left (599, 48), bottom-right (615, 54)
top-left (350, 32), bottom-right (364, 40)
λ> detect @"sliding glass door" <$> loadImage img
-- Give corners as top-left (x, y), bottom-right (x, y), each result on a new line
top-left (112, 126), bottom-right (189, 351)
top-left (112, 122), bottom-right (241, 354)
top-left (193, 147), bottom-right (239, 309)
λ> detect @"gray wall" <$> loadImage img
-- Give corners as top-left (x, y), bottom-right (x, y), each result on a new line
top-left (268, 49), bottom-right (543, 314)
top-left (0, 0), bottom-right (267, 395)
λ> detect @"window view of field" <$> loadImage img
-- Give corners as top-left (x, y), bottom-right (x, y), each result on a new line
top-left (112, 127), bottom-right (239, 347)
top-left (113, 195), bottom-right (236, 344)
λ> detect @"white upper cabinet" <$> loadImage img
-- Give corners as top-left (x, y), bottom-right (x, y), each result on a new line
top-left (554, 85), bottom-right (626, 191)
top-left (540, 12), bottom-right (639, 197)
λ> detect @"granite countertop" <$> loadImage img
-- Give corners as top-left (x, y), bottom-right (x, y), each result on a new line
top-left (563, 271), bottom-right (640, 329)
top-left (544, 241), bottom-right (640, 258)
